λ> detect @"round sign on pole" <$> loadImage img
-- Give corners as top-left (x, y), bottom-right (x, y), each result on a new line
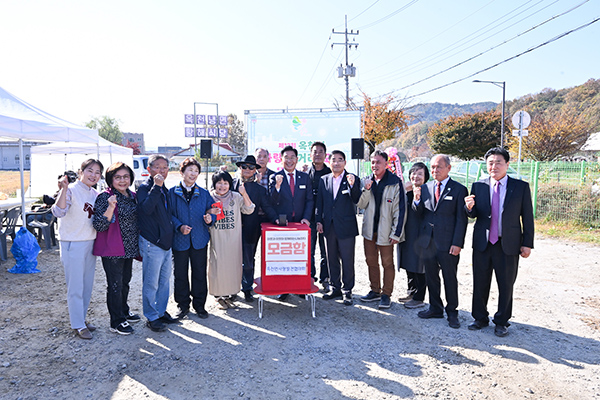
top-left (512, 110), bottom-right (531, 129)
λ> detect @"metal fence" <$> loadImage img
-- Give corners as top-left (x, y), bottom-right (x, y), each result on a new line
top-left (358, 160), bottom-right (600, 227)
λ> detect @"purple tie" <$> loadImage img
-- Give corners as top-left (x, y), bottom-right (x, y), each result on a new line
top-left (490, 181), bottom-right (500, 244)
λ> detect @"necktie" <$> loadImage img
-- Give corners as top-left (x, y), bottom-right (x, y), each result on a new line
top-left (490, 181), bottom-right (500, 244)
top-left (435, 182), bottom-right (441, 205)
top-left (288, 172), bottom-right (295, 197)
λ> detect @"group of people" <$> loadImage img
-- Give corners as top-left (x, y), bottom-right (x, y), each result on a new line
top-left (51, 142), bottom-right (533, 340)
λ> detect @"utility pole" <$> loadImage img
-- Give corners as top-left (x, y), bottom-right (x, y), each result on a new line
top-left (332, 15), bottom-right (359, 110)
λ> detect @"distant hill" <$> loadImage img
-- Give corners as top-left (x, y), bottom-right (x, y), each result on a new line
top-left (406, 101), bottom-right (498, 125)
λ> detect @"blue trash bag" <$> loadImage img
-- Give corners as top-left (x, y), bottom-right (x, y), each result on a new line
top-left (8, 227), bottom-right (41, 274)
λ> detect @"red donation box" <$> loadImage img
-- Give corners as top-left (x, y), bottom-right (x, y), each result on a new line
top-left (260, 222), bottom-right (311, 293)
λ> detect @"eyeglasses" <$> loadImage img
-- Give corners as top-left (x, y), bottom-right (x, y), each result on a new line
top-left (240, 165), bottom-right (256, 170)
top-left (113, 174), bottom-right (131, 181)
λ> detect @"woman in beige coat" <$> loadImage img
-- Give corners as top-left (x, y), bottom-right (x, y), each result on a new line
top-left (208, 171), bottom-right (255, 309)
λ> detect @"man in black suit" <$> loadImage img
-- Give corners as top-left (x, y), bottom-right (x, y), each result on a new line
top-left (315, 150), bottom-right (361, 305)
top-left (232, 155), bottom-right (278, 302)
top-left (465, 147), bottom-right (534, 337)
top-left (307, 141), bottom-right (332, 290)
top-left (269, 145), bottom-right (313, 301)
top-left (414, 154), bottom-right (468, 329)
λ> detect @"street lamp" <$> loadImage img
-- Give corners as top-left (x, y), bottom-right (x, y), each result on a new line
top-left (473, 80), bottom-right (506, 148)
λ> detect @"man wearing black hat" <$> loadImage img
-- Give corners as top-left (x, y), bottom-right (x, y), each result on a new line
top-left (232, 155), bottom-right (278, 302)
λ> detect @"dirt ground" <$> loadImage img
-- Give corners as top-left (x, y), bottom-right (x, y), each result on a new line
top-left (1, 219), bottom-right (599, 400)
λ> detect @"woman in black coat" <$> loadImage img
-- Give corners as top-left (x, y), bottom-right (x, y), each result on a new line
top-left (397, 162), bottom-right (430, 309)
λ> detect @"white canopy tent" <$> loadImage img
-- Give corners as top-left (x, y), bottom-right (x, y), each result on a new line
top-left (0, 86), bottom-right (99, 220)
top-left (29, 137), bottom-right (133, 197)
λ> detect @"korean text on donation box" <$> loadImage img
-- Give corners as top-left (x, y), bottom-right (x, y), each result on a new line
top-left (264, 230), bottom-right (308, 275)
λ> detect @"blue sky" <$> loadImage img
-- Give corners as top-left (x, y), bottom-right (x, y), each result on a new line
top-left (1, 0), bottom-right (598, 149)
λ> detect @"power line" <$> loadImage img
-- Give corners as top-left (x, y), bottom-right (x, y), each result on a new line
top-left (399, 17), bottom-right (600, 101)
top-left (356, 0), bottom-right (421, 30)
top-left (307, 47), bottom-right (344, 107)
top-left (396, 0), bottom-right (588, 91)
top-left (363, 0), bottom-right (545, 84)
top-left (294, 35), bottom-right (332, 107)
top-left (366, 0), bottom-right (498, 74)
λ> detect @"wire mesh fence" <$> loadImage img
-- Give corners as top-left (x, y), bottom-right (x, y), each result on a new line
top-left (358, 159), bottom-right (600, 228)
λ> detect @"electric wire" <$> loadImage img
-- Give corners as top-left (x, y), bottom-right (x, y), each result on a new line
top-left (398, 17), bottom-right (600, 101)
top-left (394, 0), bottom-right (588, 91)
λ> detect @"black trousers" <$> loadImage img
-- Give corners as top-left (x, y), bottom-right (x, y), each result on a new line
top-left (311, 222), bottom-right (329, 282)
top-left (422, 240), bottom-right (460, 317)
top-left (101, 257), bottom-right (133, 328)
top-left (324, 227), bottom-right (355, 294)
top-left (406, 271), bottom-right (427, 302)
top-left (242, 238), bottom-right (260, 292)
top-left (472, 239), bottom-right (519, 327)
top-left (173, 246), bottom-right (208, 314)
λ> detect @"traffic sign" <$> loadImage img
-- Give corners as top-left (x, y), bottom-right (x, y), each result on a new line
top-left (512, 129), bottom-right (529, 137)
top-left (512, 110), bottom-right (531, 129)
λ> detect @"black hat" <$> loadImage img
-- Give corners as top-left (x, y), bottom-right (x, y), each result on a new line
top-left (235, 155), bottom-right (261, 168)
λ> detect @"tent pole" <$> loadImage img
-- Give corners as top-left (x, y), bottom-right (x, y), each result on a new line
top-left (19, 138), bottom-right (26, 224)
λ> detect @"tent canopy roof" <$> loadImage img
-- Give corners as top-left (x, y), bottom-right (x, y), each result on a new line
top-left (31, 137), bottom-right (132, 156)
top-left (0, 86), bottom-right (98, 143)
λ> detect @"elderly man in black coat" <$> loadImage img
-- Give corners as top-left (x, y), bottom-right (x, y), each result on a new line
top-left (232, 155), bottom-right (277, 302)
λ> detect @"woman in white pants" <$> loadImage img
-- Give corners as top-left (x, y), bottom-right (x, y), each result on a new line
top-left (52, 159), bottom-right (103, 340)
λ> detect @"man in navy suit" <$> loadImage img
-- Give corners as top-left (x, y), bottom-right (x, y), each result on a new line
top-left (269, 145), bottom-right (313, 301)
top-left (315, 150), bottom-right (361, 305)
top-left (414, 154), bottom-right (468, 329)
top-left (465, 147), bottom-right (534, 337)
top-left (269, 145), bottom-right (313, 226)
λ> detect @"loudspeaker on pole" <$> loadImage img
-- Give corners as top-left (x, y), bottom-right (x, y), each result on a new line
top-left (351, 138), bottom-right (364, 159)
top-left (200, 139), bottom-right (212, 159)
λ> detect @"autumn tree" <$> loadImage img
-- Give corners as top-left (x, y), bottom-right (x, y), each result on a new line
top-left (508, 108), bottom-right (591, 161)
top-left (335, 92), bottom-right (409, 156)
top-left (427, 110), bottom-right (501, 160)
top-left (361, 93), bottom-right (408, 155)
top-left (225, 114), bottom-right (246, 155)
top-left (86, 116), bottom-right (123, 144)
top-left (125, 141), bottom-right (141, 155)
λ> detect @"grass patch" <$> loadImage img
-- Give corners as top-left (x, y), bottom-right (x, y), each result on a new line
top-left (0, 171), bottom-right (30, 197)
top-left (535, 219), bottom-right (600, 245)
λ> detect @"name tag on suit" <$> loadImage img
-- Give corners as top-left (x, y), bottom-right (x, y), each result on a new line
top-left (445, 196), bottom-right (453, 200)
top-left (341, 189), bottom-right (349, 195)
top-left (299, 185), bottom-right (306, 189)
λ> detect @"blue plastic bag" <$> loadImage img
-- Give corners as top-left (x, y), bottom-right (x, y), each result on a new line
top-left (8, 227), bottom-right (41, 274)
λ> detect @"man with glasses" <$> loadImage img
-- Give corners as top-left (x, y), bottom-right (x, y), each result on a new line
top-left (232, 155), bottom-right (277, 302)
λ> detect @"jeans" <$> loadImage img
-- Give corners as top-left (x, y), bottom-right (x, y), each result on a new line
top-left (173, 246), bottom-right (208, 314)
top-left (101, 257), bottom-right (133, 328)
top-left (139, 236), bottom-right (172, 322)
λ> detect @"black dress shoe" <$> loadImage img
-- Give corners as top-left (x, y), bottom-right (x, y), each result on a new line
top-left (243, 290), bottom-right (254, 303)
top-left (468, 319), bottom-right (489, 330)
top-left (147, 319), bottom-right (167, 332)
top-left (494, 325), bottom-right (509, 337)
top-left (159, 311), bottom-right (179, 324)
top-left (323, 290), bottom-right (343, 300)
top-left (417, 309), bottom-right (444, 319)
top-left (196, 311), bottom-right (209, 319)
top-left (448, 314), bottom-right (460, 329)
top-left (276, 294), bottom-right (289, 301)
